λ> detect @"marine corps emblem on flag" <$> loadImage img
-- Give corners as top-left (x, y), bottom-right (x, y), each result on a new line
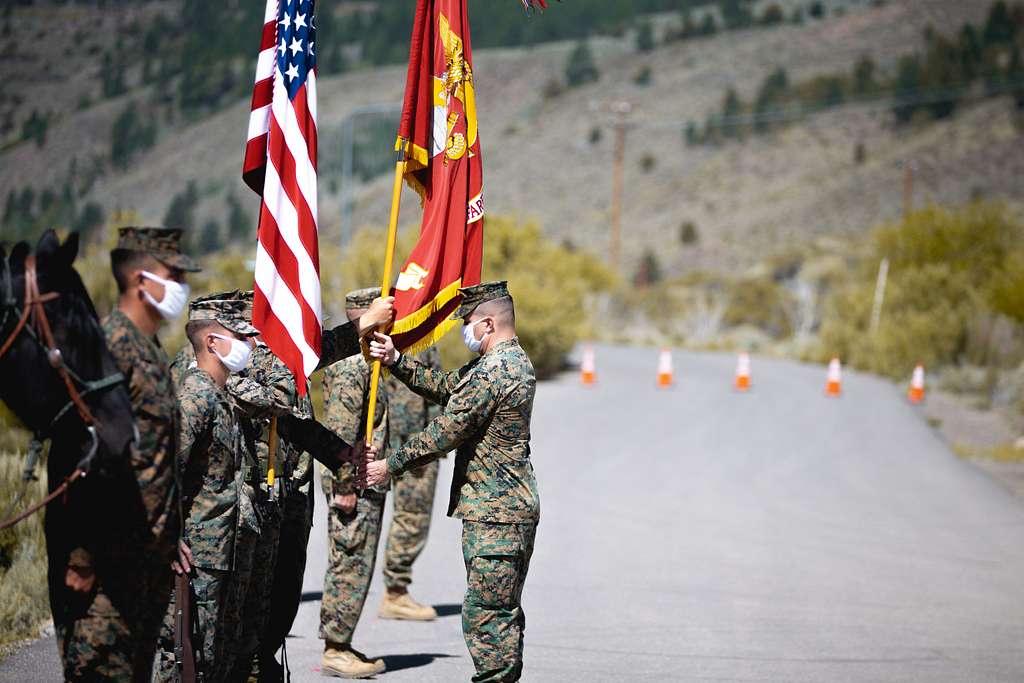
top-left (389, 0), bottom-right (485, 354)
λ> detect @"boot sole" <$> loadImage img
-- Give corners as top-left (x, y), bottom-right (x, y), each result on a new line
top-left (378, 609), bottom-right (437, 621)
top-left (321, 664), bottom-right (386, 679)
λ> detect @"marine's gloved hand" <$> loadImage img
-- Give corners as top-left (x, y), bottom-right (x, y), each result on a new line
top-left (369, 332), bottom-right (399, 366)
top-left (357, 296), bottom-right (395, 337)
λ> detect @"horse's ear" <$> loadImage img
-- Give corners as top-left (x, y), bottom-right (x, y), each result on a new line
top-left (57, 232), bottom-right (80, 269)
top-left (11, 242), bottom-right (30, 268)
top-left (36, 229), bottom-right (60, 259)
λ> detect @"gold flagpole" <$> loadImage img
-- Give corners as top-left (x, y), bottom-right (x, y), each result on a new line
top-left (364, 139), bottom-right (408, 447)
top-left (266, 416), bottom-right (279, 501)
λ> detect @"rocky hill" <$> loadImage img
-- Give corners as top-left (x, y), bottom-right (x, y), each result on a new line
top-left (1, 0), bottom-right (1020, 279)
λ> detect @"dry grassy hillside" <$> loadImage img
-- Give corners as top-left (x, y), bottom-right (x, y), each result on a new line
top-left (1, 0), bottom-right (1019, 278)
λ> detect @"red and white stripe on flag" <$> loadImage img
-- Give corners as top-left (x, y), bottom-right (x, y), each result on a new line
top-left (244, 0), bottom-right (322, 393)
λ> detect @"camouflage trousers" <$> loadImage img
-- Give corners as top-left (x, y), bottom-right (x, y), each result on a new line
top-left (233, 501), bottom-right (282, 680)
top-left (55, 586), bottom-right (133, 682)
top-left (55, 555), bottom-right (172, 682)
top-left (155, 566), bottom-right (230, 682)
top-left (262, 489), bottom-right (313, 652)
top-left (383, 459), bottom-right (438, 591)
top-left (222, 522), bottom-right (260, 682)
top-left (462, 521), bottom-right (537, 683)
top-left (319, 492), bottom-right (385, 644)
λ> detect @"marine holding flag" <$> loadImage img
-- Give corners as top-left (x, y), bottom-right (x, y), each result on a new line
top-left (389, 0), bottom-right (484, 354)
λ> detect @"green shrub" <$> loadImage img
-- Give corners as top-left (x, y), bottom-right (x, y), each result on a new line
top-left (723, 277), bottom-right (796, 339)
top-left (0, 451), bottom-right (50, 649)
top-left (816, 203), bottom-right (1024, 378)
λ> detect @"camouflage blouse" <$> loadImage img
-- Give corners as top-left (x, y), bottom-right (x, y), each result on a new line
top-left (177, 366), bottom-right (249, 571)
top-left (101, 309), bottom-right (178, 556)
top-left (387, 338), bottom-right (540, 524)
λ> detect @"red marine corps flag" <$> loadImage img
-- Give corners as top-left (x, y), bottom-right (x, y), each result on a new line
top-left (389, 0), bottom-right (485, 354)
top-left (243, 0), bottom-right (322, 393)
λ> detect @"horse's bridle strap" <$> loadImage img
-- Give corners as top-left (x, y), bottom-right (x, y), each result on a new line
top-left (0, 255), bottom-right (98, 428)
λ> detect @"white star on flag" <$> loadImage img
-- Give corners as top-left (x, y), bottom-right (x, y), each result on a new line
top-left (289, 37), bottom-right (304, 56)
top-left (278, 38), bottom-right (287, 55)
top-left (285, 62), bottom-right (300, 81)
top-left (279, 12), bottom-right (292, 30)
top-left (295, 13), bottom-right (307, 29)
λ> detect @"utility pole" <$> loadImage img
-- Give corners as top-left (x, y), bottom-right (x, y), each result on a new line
top-left (869, 257), bottom-right (889, 336)
top-left (609, 101), bottom-right (631, 273)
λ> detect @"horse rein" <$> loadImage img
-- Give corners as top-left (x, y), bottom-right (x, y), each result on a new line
top-left (0, 255), bottom-right (109, 531)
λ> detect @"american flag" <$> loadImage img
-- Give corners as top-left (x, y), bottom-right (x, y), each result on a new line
top-left (244, 0), bottom-right (321, 392)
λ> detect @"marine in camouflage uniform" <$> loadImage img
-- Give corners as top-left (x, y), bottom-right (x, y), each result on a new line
top-left (55, 228), bottom-right (199, 681)
top-left (369, 282), bottom-right (540, 683)
top-left (379, 346), bottom-right (442, 621)
top-left (318, 288), bottom-right (390, 679)
top-left (155, 296), bottom-right (260, 683)
top-left (168, 292), bottom-right (368, 682)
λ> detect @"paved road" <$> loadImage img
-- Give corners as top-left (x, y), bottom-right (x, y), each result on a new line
top-left (5, 346), bottom-right (1024, 681)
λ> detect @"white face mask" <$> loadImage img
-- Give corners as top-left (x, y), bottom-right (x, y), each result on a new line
top-left (210, 333), bottom-right (253, 373)
top-left (140, 271), bottom-right (190, 320)
top-left (462, 319), bottom-right (488, 354)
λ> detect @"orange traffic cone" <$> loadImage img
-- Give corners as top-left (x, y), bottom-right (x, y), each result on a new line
top-left (825, 357), bottom-right (842, 397)
top-left (581, 346), bottom-right (597, 386)
top-left (656, 348), bottom-right (674, 388)
top-left (908, 364), bottom-right (925, 404)
top-left (735, 352), bottom-right (752, 391)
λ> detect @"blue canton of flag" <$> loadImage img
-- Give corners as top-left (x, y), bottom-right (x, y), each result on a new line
top-left (277, 0), bottom-right (317, 99)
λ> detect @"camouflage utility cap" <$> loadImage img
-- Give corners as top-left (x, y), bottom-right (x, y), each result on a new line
top-left (454, 281), bottom-right (510, 319)
top-left (116, 227), bottom-right (200, 272)
top-left (345, 287), bottom-right (382, 311)
top-left (189, 291), bottom-right (259, 336)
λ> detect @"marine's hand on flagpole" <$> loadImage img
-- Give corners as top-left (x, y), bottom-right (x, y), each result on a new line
top-left (358, 296), bottom-right (396, 337)
top-left (359, 459), bottom-right (390, 489)
top-left (369, 333), bottom-right (399, 366)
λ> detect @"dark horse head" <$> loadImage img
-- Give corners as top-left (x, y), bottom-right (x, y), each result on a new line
top-left (0, 230), bottom-right (134, 478)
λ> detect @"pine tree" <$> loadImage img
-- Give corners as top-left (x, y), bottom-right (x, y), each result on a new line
top-left (164, 181), bottom-right (199, 230)
top-left (893, 55), bottom-right (923, 123)
top-left (983, 1), bottom-right (1013, 46)
top-left (565, 41), bottom-right (599, 88)
top-left (853, 55), bottom-right (877, 96)
top-left (227, 192), bottom-right (250, 240)
top-left (635, 20), bottom-right (655, 53)
top-left (199, 219), bottom-right (222, 254)
top-left (721, 87), bottom-right (743, 139)
top-left (1008, 44), bottom-right (1024, 109)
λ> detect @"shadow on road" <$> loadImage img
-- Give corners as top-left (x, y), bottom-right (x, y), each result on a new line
top-left (433, 603), bottom-right (461, 617)
top-left (381, 653), bottom-right (457, 672)
top-left (300, 590), bottom-right (323, 603)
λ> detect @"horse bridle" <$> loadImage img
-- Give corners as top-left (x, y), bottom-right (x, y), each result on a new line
top-left (0, 254), bottom-right (126, 531)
